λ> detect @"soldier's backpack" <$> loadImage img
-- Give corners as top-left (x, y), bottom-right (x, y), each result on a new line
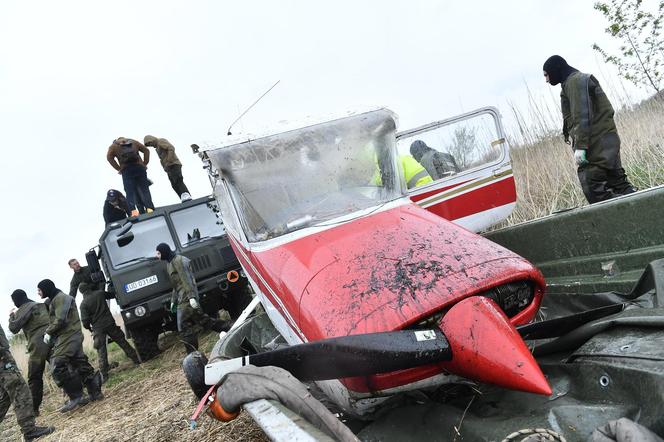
top-left (118, 141), bottom-right (140, 165)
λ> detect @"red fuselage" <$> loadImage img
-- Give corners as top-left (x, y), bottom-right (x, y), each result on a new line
top-left (230, 202), bottom-right (545, 393)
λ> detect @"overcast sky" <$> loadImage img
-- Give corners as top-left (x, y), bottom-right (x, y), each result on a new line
top-left (0, 1), bottom-right (651, 331)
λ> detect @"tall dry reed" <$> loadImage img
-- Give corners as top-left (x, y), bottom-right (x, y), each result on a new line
top-left (504, 92), bottom-right (664, 225)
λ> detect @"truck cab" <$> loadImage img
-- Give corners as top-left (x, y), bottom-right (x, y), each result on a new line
top-left (91, 195), bottom-right (250, 361)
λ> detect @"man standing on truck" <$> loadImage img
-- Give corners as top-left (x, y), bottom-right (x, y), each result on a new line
top-left (68, 258), bottom-right (103, 299)
top-left (0, 324), bottom-right (55, 441)
top-left (144, 135), bottom-right (192, 202)
top-left (155, 243), bottom-right (231, 354)
top-left (37, 279), bottom-right (103, 412)
top-left (79, 282), bottom-right (140, 382)
top-left (103, 189), bottom-right (132, 225)
top-left (543, 55), bottom-right (637, 204)
top-left (106, 137), bottom-right (155, 214)
top-left (8, 289), bottom-right (51, 416)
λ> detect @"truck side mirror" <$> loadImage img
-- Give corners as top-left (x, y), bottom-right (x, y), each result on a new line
top-left (85, 249), bottom-right (106, 284)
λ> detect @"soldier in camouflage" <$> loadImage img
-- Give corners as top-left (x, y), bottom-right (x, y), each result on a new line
top-left (37, 279), bottom-right (103, 412)
top-left (79, 282), bottom-right (140, 381)
top-left (8, 290), bottom-right (51, 415)
top-left (543, 55), bottom-right (637, 204)
top-left (0, 324), bottom-right (55, 441)
top-left (156, 243), bottom-right (231, 353)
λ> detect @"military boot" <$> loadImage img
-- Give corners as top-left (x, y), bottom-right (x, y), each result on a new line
top-left (85, 371), bottom-right (104, 402)
top-left (23, 425), bottom-right (55, 441)
top-left (59, 376), bottom-right (89, 412)
top-left (181, 334), bottom-right (199, 354)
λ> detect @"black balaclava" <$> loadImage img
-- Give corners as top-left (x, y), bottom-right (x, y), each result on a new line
top-left (543, 55), bottom-right (579, 86)
top-left (409, 140), bottom-right (431, 162)
top-left (37, 279), bottom-right (59, 299)
top-left (11, 289), bottom-right (32, 308)
top-left (157, 243), bottom-right (175, 262)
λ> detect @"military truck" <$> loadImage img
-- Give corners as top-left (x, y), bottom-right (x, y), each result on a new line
top-left (86, 195), bottom-right (251, 361)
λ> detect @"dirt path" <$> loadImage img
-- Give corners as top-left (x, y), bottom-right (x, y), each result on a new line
top-left (0, 333), bottom-right (267, 442)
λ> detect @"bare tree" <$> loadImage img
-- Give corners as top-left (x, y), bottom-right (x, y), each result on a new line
top-left (448, 127), bottom-right (477, 169)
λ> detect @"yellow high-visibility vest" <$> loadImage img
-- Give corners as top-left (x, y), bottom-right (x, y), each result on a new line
top-left (371, 154), bottom-right (433, 189)
top-left (401, 155), bottom-right (433, 189)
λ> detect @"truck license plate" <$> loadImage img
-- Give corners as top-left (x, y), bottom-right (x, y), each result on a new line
top-left (124, 275), bottom-right (158, 293)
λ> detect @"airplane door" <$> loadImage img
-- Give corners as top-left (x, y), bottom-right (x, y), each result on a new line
top-left (396, 107), bottom-right (516, 232)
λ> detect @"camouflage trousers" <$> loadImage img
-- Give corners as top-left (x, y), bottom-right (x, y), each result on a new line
top-left (0, 365), bottom-right (36, 434)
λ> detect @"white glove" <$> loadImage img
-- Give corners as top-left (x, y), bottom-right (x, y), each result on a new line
top-left (189, 298), bottom-right (199, 309)
top-left (43, 334), bottom-right (51, 344)
top-left (574, 149), bottom-right (588, 166)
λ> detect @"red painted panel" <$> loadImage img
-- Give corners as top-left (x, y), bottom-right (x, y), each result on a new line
top-left (422, 176), bottom-right (517, 221)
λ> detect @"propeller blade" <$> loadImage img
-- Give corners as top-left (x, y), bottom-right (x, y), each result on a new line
top-left (438, 296), bottom-right (552, 396)
top-left (205, 329), bottom-right (451, 385)
top-left (516, 303), bottom-right (625, 340)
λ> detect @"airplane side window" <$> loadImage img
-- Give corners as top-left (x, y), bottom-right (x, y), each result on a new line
top-left (397, 113), bottom-right (503, 183)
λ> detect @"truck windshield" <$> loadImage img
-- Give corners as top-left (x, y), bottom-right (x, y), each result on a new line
top-left (105, 217), bottom-right (175, 269)
top-left (211, 109), bottom-right (404, 242)
top-left (171, 202), bottom-right (226, 247)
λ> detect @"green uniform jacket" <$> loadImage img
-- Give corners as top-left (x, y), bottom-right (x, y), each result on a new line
top-left (167, 255), bottom-right (199, 306)
top-left (70, 266), bottom-right (104, 298)
top-left (8, 302), bottom-right (49, 355)
top-left (45, 291), bottom-right (84, 358)
top-left (145, 136), bottom-right (182, 170)
top-left (561, 72), bottom-right (617, 150)
top-left (80, 289), bottom-right (116, 333)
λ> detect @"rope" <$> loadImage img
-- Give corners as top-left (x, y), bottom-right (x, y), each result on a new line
top-left (501, 428), bottom-right (567, 442)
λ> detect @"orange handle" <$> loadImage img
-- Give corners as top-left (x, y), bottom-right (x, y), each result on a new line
top-left (207, 394), bottom-right (240, 422)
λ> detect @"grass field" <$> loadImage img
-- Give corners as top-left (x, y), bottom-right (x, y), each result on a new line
top-left (0, 330), bottom-right (266, 442)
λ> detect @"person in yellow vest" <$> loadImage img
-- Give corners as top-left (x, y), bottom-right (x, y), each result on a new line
top-left (371, 154), bottom-right (433, 189)
top-left (400, 154), bottom-right (433, 189)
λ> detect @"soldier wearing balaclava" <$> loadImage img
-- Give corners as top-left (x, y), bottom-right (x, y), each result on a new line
top-left (543, 55), bottom-right (637, 203)
top-left (37, 279), bottom-right (103, 412)
top-left (156, 243), bottom-right (230, 354)
top-left (8, 289), bottom-right (50, 414)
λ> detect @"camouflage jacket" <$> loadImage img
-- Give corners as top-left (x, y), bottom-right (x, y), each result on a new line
top-left (80, 289), bottom-right (116, 333)
top-left (0, 325), bottom-right (17, 366)
top-left (561, 72), bottom-right (617, 149)
top-left (167, 255), bottom-right (199, 306)
top-left (8, 302), bottom-right (49, 354)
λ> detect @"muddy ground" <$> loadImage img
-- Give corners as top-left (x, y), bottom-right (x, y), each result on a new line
top-left (0, 332), bottom-right (268, 442)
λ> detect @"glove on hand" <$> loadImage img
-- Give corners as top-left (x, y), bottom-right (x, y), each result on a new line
top-left (574, 149), bottom-right (588, 166)
top-left (43, 334), bottom-right (51, 344)
top-left (189, 298), bottom-right (199, 309)
top-left (170, 302), bottom-right (177, 314)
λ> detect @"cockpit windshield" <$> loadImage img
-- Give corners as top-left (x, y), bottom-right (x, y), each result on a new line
top-left (210, 109), bottom-right (404, 242)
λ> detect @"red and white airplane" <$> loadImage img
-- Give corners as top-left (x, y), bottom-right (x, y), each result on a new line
top-left (199, 107), bottom-right (549, 416)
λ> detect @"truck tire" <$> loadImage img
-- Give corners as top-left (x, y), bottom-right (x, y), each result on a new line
top-left (131, 326), bottom-right (161, 362)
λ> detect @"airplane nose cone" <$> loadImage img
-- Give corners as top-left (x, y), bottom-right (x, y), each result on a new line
top-left (438, 296), bottom-right (552, 396)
